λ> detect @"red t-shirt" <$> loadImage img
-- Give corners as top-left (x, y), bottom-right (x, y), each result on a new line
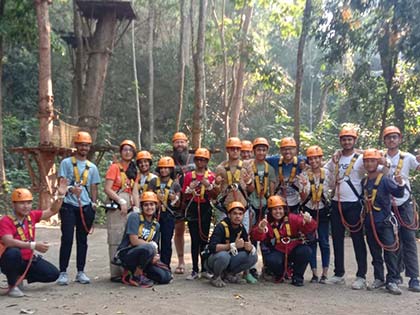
top-left (105, 162), bottom-right (132, 193)
top-left (0, 210), bottom-right (43, 260)
top-left (182, 170), bottom-right (216, 203)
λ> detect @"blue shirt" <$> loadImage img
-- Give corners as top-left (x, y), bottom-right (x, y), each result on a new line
top-left (58, 157), bottom-right (101, 206)
top-left (118, 212), bottom-right (160, 250)
top-left (266, 155), bottom-right (305, 177)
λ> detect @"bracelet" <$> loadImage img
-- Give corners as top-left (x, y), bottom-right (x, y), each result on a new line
top-left (30, 241), bottom-right (36, 250)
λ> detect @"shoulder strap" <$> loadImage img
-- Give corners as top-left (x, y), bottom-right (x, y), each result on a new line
top-left (220, 221), bottom-right (230, 244)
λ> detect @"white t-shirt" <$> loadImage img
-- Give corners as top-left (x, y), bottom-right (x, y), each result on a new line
top-left (326, 153), bottom-right (365, 202)
top-left (301, 168), bottom-right (332, 209)
top-left (386, 151), bottom-right (420, 206)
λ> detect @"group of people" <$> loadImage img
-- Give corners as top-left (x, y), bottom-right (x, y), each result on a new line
top-left (1, 126), bottom-right (419, 298)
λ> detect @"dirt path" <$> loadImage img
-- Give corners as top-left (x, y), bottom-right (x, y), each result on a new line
top-left (1, 226), bottom-right (420, 315)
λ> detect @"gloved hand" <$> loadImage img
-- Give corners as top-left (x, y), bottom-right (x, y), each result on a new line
top-left (132, 206), bottom-right (140, 213)
top-left (229, 242), bottom-right (238, 256)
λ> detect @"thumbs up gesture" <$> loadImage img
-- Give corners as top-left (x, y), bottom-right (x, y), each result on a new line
top-left (235, 231), bottom-right (244, 249)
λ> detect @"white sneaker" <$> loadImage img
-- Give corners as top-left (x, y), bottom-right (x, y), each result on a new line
top-left (327, 275), bottom-right (345, 285)
top-left (57, 272), bottom-right (69, 285)
top-left (8, 286), bottom-right (24, 298)
top-left (351, 277), bottom-right (367, 290)
top-left (367, 279), bottom-right (385, 290)
top-left (75, 271), bottom-right (90, 284)
top-left (201, 272), bottom-right (214, 280)
top-left (186, 271), bottom-right (199, 280)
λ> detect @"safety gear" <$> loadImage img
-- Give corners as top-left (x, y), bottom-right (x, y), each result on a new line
top-left (136, 150), bottom-right (152, 161)
top-left (11, 188), bottom-right (33, 202)
top-left (120, 139), bottom-right (137, 152)
top-left (241, 140), bottom-right (253, 151)
top-left (279, 137), bottom-right (296, 148)
top-left (267, 195), bottom-right (286, 209)
top-left (227, 201), bottom-right (245, 212)
top-left (383, 126), bottom-right (402, 139)
top-left (229, 242), bottom-right (239, 256)
top-left (140, 191), bottom-right (159, 204)
top-left (73, 131), bottom-right (92, 144)
top-left (194, 148), bottom-right (211, 160)
top-left (363, 148), bottom-right (381, 160)
top-left (252, 137), bottom-right (269, 149)
top-left (339, 126), bottom-right (358, 139)
top-left (306, 145), bottom-right (323, 157)
top-left (157, 156), bottom-right (175, 168)
top-left (172, 132), bottom-right (188, 142)
top-left (225, 137), bottom-right (242, 148)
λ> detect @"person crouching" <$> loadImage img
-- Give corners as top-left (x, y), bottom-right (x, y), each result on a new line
top-left (252, 195), bottom-right (316, 286)
top-left (115, 192), bottom-right (172, 287)
top-left (206, 201), bottom-right (258, 288)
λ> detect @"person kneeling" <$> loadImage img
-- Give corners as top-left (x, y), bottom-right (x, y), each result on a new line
top-left (115, 192), bottom-right (171, 287)
top-left (206, 201), bottom-right (258, 288)
top-left (0, 180), bottom-right (67, 297)
top-left (252, 195), bottom-right (316, 286)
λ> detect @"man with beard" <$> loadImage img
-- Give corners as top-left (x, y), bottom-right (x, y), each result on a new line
top-left (171, 132), bottom-right (195, 274)
top-left (56, 131), bottom-right (101, 285)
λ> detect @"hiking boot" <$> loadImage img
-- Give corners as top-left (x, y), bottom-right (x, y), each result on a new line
top-left (367, 279), bottom-right (385, 290)
top-left (319, 275), bottom-right (328, 284)
top-left (201, 271), bottom-right (213, 280)
top-left (186, 271), bottom-right (199, 281)
top-left (408, 278), bottom-right (420, 293)
top-left (244, 273), bottom-right (258, 284)
top-left (351, 277), bottom-right (367, 290)
top-left (327, 275), bottom-right (345, 285)
top-left (310, 275), bottom-right (319, 283)
top-left (386, 282), bottom-right (402, 295)
top-left (8, 286), bottom-right (24, 298)
top-left (75, 271), bottom-right (90, 284)
top-left (57, 272), bottom-right (69, 285)
top-left (210, 276), bottom-right (226, 288)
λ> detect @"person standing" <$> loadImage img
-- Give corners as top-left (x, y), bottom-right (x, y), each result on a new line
top-left (382, 126), bottom-right (420, 292)
top-left (56, 131), bottom-right (100, 285)
top-left (240, 140), bottom-right (254, 161)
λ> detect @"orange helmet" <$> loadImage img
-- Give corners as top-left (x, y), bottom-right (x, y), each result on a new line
top-left (141, 191), bottom-right (159, 204)
top-left (11, 188), bottom-right (33, 202)
top-left (172, 132), bottom-right (188, 143)
top-left (253, 137), bottom-right (269, 149)
top-left (279, 137), bottom-right (297, 148)
top-left (136, 150), bottom-right (152, 161)
top-left (158, 156), bottom-right (175, 168)
top-left (194, 148), bottom-right (211, 160)
top-left (306, 145), bottom-right (323, 157)
top-left (74, 131), bottom-right (92, 144)
top-left (267, 195), bottom-right (286, 208)
top-left (339, 126), bottom-right (358, 139)
top-left (363, 148), bottom-right (381, 160)
top-left (241, 140), bottom-right (253, 152)
top-left (120, 140), bottom-right (137, 152)
top-left (383, 126), bottom-right (401, 139)
top-left (227, 201), bottom-right (245, 213)
top-left (226, 137), bottom-right (242, 148)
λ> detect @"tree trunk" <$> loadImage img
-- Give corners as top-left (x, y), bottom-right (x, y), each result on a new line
top-left (0, 0), bottom-right (6, 194)
top-left (71, 0), bottom-right (84, 123)
top-left (191, 0), bottom-right (207, 149)
top-left (293, 0), bottom-right (312, 150)
top-left (318, 81), bottom-right (331, 124)
top-left (78, 10), bottom-right (118, 141)
top-left (176, 0), bottom-right (186, 132)
top-left (132, 21), bottom-right (141, 149)
top-left (229, 3), bottom-right (253, 137)
top-left (148, 0), bottom-right (155, 147)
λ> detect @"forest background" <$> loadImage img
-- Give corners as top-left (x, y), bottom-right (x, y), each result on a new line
top-left (0, 0), bottom-right (419, 217)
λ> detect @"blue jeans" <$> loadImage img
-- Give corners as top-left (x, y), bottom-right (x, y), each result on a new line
top-left (206, 251), bottom-right (257, 277)
top-left (0, 248), bottom-right (59, 286)
top-left (309, 220), bottom-right (330, 269)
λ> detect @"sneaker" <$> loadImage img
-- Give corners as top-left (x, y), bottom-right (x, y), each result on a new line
top-left (138, 275), bottom-right (154, 287)
top-left (57, 272), bottom-right (69, 285)
top-left (249, 268), bottom-right (259, 279)
top-left (327, 275), bottom-right (345, 285)
top-left (395, 275), bottom-right (403, 285)
top-left (8, 286), bottom-right (24, 298)
top-left (201, 271), bottom-right (213, 280)
top-left (291, 278), bottom-right (304, 287)
top-left (351, 277), bottom-right (367, 290)
top-left (75, 271), bottom-right (90, 284)
top-left (310, 275), bottom-right (319, 283)
top-left (408, 278), bottom-right (420, 293)
top-left (186, 271), bottom-right (199, 280)
top-left (244, 273), bottom-right (258, 284)
top-left (367, 279), bottom-right (385, 290)
top-left (386, 282), bottom-right (402, 295)
top-left (319, 275), bottom-right (328, 284)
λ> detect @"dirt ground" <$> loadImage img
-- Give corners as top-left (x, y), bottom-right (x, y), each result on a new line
top-left (1, 225), bottom-right (420, 315)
